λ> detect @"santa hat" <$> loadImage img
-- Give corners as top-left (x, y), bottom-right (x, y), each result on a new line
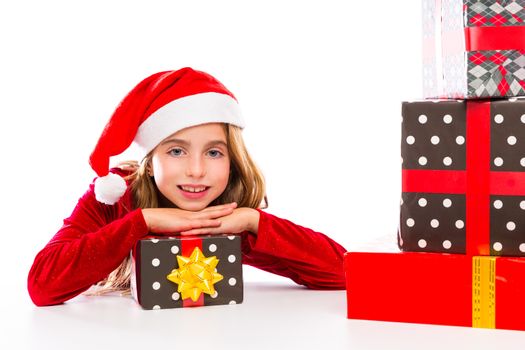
top-left (89, 67), bottom-right (245, 205)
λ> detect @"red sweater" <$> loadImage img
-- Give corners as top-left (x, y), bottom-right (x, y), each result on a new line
top-left (28, 172), bottom-right (347, 306)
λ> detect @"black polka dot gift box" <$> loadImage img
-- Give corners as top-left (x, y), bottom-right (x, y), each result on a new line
top-left (400, 98), bottom-right (525, 256)
top-left (131, 234), bottom-right (243, 310)
top-left (422, 0), bottom-right (525, 99)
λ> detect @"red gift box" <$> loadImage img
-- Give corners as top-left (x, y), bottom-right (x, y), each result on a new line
top-left (345, 251), bottom-right (525, 331)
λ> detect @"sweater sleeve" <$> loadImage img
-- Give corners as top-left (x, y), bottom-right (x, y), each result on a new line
top-left (241, 210), bottom-right (347, 290)
top-left (27, 180), bottom-right (149, 307)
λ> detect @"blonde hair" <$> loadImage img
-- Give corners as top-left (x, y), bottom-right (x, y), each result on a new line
top-left (93, 124), bottom-right (266, 295)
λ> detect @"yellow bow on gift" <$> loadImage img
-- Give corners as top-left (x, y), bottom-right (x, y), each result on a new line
top-left (166, 246), bottom-right (224, 301)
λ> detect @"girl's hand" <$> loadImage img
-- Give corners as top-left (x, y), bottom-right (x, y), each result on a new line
top-left (141, 202), bottom-right (238, 235)
top-left (179, 208), bottom-right (260, 236)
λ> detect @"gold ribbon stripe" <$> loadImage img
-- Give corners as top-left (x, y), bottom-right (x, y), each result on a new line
top-left (472, 256), bottom-right (496, 329)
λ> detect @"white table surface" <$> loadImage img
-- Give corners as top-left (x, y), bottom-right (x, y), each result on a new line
top-left (3, 266), bottom-right (525, 350)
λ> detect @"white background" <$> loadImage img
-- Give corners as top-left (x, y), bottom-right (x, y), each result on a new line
top-left (1, 0), bottom-right (420, 282)
top-left (6, 1), bottom-right (515, 348)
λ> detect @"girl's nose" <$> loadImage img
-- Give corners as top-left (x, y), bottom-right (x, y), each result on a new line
top-left (185, 156), bottom-right (206, 178)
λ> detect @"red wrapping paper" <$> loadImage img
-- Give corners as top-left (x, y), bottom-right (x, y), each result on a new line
top-left (345, 251), bottom-right (525, 331)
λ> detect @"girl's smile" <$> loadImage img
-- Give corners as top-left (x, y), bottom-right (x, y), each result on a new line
top-left (178, 184), bottom-right (210, 199)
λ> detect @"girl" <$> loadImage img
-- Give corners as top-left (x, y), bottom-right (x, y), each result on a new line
top-left (27, 67), bottom-right (347, 306)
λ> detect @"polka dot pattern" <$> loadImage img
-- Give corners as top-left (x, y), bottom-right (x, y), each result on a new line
top-left (490, 195), bottom-right (525, 256)
top-left (402, 101), bottom-right (466, 170)
top-left (133, 235), bottom-right (244, 310)
top-left (491, 104), bottom-right (525, 171)
top-left (399, 192), bottom-right (466, 254)
top-left (402, 193), bottom-right (525, 257)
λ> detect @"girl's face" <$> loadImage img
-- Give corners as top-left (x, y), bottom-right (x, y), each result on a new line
top-left (150, 123), bottom-right (230, 211)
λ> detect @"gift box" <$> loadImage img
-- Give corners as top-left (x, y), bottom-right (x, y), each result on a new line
top-left (422, 0), bottom-right (525, 99)
top-left (131, 234), bottom-right (243, 310)
top-left (345, 251), bottom-right (525, 331)
top-left (400, 98), bottom-right (525, 256)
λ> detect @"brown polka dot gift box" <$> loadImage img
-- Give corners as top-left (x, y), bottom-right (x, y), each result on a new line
top-left (131, 234), bottom-right (243, 310)
top-left (399, 98), bottom-right (525, 256)
top-left (422, 0), bottom-right (525, 99)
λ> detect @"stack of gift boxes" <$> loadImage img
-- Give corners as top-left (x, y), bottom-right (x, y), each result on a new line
top-left (345, 0), bottom-right (525, 331)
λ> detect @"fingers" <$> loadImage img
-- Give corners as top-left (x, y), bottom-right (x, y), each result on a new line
top-left (178, 219), bottom-right (222, 231)
top-left (180, 228), bottom-right (219, 236)
top-left (201, 202), bottom-right (237, 213)
top-left (193, 206), bottom-right (235, 220)
top-left (195, 219), bottom-right (222, 228)
top-left (149, 219), bottom-right (221, 235)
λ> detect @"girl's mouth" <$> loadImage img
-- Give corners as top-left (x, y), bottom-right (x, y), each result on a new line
top-left (177, 185), bottom-right (210, 199)
top-left (178, 185), bottom-right (208, 193)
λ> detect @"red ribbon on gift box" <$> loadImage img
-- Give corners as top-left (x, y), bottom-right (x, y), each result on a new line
top-left (402, 101), bottom-right (525, 255)
top-left (180, 237), bottom-right (204, 307)
top-left (463, 25), bottom-right (525, 96)
top-left (465, 26), bottom-right (525, 51)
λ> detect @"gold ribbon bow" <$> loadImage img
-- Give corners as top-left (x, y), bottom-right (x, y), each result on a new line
top-left (166, 246), bottom-right (224, 302)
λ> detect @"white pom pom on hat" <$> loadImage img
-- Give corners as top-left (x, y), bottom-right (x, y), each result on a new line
top-left (89, 67), bottom-right (245, 205)
top-left (94, 172), bottom-right (128, 205)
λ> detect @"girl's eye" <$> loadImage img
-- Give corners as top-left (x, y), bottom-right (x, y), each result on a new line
top-left (207, 149), bottom-right (223, 158)
top-left (168, 148), bottom-right (184, 157)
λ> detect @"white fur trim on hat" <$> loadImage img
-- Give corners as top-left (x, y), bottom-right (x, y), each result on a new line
top-left (133, 92), bottom-right (244, 158)
top-left (94, 173), bottom-right (127, 205)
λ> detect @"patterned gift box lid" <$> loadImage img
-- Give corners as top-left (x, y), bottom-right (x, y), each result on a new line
top-left (422, 1), bottom-right (525, 98)
top-left (465, 0), bottom-right (525, 27)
